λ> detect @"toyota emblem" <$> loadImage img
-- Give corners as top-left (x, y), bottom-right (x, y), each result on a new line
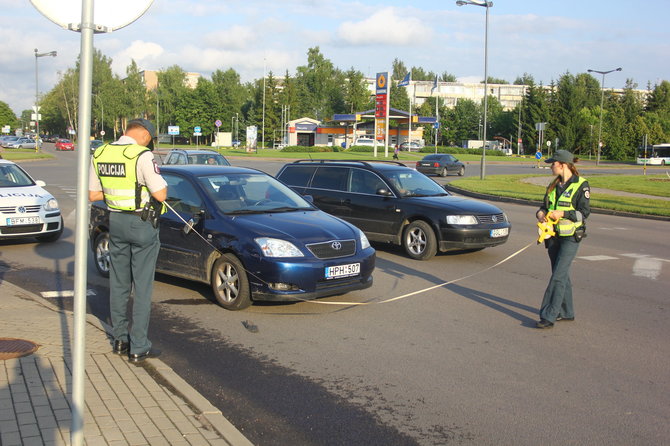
top-left (331, 241), bottom-right (342, 250)
top-left (17, 206), bottom-right (26, 214)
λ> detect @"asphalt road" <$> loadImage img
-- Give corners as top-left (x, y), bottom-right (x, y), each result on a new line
top-left (2, 147), bottom-right (668, 445)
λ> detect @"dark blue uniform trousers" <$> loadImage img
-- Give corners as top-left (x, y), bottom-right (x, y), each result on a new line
top-left (109, 211), bottom-right (160, 355)
top-left (540, 236), bottom-right (580, 323)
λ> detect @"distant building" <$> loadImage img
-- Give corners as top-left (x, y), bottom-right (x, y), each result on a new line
top-left (366, 78), bottom-right (647, 112)
top-left (139, 70), bottom-right (201, 91)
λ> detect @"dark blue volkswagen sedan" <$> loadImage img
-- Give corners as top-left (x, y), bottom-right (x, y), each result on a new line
top-left (89, 165), bottom-right (375, 310)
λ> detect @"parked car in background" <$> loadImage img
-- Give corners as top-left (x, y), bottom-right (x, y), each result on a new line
top-left (416, 154), bottom-right (465, 177)
top-left (162, 149), bottom-right (231, 166)
top-left (353, 138), bottom-right (376, 147)
top-left (89, 165), bottom-right (375, 310)
top-left (276, 160), bottom-right (510, 260)
top-left (88, 140), bottom-right (104, 153)
top-left (0, 159), bottom-right (63, 242)
top-left (399, 141), bottom-right (424, 151)
top-left (55, 139), bottom-right (75, 151)
top-left (8, 137), bottom-right (37, 149)
top-left (0, 136), bottom-right (19, 147)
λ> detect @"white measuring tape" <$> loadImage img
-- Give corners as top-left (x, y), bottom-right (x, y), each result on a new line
top-left (163, 201), bottom-right (535, 307)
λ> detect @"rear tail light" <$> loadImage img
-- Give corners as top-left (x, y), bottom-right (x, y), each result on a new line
top-left (433, 162), bottom-right (439, 167)
top-left (415, 162), bottom-right (420, 167)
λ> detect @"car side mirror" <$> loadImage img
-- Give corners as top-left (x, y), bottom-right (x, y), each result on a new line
top-left (302, 194), bottom-right (314, 203)
top-left (183, 209), bottom-right (205, 235)
top-left (35, 180), bottom-right (46, 187)
top-left (376, 188), bottom-right (392, 196)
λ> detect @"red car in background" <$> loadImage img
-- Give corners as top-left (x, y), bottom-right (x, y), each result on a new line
top-left (55, 139), bottom-right (74, 151)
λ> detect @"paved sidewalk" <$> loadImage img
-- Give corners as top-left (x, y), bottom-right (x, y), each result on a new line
top-left (0, 279), bottom-right (253, 446)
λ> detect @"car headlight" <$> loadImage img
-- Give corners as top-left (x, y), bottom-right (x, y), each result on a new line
top-left (447, 215), bottom-right (477, 225)
top-left (44, 198), bottom-right (59, 211)
top-left (255, 237), bottom-right (304, 257)
top-left (359, 230), bottom-right (371, 250)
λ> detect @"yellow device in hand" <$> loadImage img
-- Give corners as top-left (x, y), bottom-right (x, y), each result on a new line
top-left (537, 216), bottom-right (559, 244)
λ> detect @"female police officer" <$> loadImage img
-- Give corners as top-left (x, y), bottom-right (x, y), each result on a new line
top-left (535, 150), bottom-right (590, 329)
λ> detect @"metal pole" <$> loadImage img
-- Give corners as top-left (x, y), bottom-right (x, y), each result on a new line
top-left (587, 67), bottom-right (622, 166)
top-left (408, 71), bottom-right (412, 148)
top-left (517, 89), bottom-right (522, 155)
top-left (34, 49), bottom-right (39, 148)
top-left (481, 3), bottom-right (489, 179)
top-left (260, 59), bottom-right (265, 154)
top-left (71, 0), bottom-right (94, 444)
top-left (596, 72), bottom-right (605, 166)
top-left (33, 49), bottom-right (57, 150)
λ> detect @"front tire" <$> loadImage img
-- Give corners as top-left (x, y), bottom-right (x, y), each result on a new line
top-left (93, 232), bottom-right (110, 278)
top-left (402, 220), bottom-right (437, 260)
top-left (211, 253), bottom-right (251, 310)
top-left (458, 166), bottom-right (465, 176)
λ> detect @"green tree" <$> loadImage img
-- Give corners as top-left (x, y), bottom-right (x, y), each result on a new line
top-left (295, 47), bottom-right (346, 121)
top-left (212, 68), bottom-right (247, 133)
top-left (521, 82), bottom-right (550, 154)
top-left (485, 77), bottom-right (508, 84)
top-left (646, 80), bottom-right (670, 112)
top-left (157, 66), bottom-right (188, 131)
top-left (514, 73), bottom-right (534, 85)
top-left (0, 101), bottom-right (18, 131)
top-left (391, 58), bottom-right (408, 81)
top-left (343, 68), bottom-right (370, 113)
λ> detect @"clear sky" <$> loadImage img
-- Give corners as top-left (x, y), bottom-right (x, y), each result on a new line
top-left (2, 0), bottom-right (668, 116)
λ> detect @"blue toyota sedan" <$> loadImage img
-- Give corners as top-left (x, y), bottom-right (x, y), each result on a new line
top-left (89, 165), bottom-right (375, 310)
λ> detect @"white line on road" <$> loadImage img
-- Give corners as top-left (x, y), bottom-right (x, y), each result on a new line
top-left (41, 289), bottom-right (96, 298)
top-left (578, 255), bottom-right (619, 261)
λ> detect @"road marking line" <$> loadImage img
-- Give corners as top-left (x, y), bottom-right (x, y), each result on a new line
top-left (41, 289), bottom-right (96, 298)
top-left (577, 255), bottom-right (619, 261)
top-left (621, 253), bottom-right (670, 263)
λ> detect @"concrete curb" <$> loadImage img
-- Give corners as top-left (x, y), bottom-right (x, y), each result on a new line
top-left (444, 184), bottom-right (670, 222)
top-left (2, 279), bottom-right (253, 446)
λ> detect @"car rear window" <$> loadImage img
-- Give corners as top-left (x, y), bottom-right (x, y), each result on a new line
top-left (277, 166), bottom-right (316, 187)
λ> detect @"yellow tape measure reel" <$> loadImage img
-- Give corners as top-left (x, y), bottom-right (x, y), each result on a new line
top-left (537, 216), bottom-right (559, 244)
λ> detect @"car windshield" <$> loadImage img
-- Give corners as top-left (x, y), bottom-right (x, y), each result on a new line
top-left (384, 170), bottom-right (449, 197)
top-left (197, 173), bottom-right (314, 214)
top-left (0, 164), bottom-right (35, 187)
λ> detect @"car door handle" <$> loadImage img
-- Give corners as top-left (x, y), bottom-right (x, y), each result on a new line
top-left (342, 199), bottom-right (351, 205)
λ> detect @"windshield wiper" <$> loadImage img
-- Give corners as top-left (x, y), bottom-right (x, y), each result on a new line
top-left (225, 209), bottom-right (267, 215)
top-left (267, 206), bottom-right (312, 213)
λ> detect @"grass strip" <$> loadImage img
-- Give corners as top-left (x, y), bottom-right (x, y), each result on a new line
top-left (450, 174), bottom-right (670, 217)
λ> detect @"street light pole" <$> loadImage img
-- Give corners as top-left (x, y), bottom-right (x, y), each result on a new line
top-left (34, 48), bottom-right (57, 150)
top-left (92, 93), bottom-right (104, 140)
top-left (456, 0), bottom-right (492, 179)
top-left (587, 67), bottom-right (622, 165)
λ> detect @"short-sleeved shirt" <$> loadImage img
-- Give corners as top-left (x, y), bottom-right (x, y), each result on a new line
top-left (88, 135), bottom-right (167, 195)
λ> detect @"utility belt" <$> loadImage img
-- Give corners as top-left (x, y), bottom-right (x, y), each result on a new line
top-left (114, 201), bottom-right (160, 228)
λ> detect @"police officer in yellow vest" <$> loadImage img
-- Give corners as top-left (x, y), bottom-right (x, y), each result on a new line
top-left (89, 119), bottom-right (167, 361)
top-left (535, 150), bottom-right (590, 329)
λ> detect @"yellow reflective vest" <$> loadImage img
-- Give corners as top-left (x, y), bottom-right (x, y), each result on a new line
top-left (92, 144), bottom-right (150, 211)
top-left (547, 176), bottom-right (587, 236)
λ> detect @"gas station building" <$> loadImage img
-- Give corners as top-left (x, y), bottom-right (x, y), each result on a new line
top-left (285, 108), bottom-right (437, 148)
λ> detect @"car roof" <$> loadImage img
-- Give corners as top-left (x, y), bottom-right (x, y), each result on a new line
top-left (284, 159), bottom-right (409, 172)
top-left (160, 164), bottom-right (263, 177)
